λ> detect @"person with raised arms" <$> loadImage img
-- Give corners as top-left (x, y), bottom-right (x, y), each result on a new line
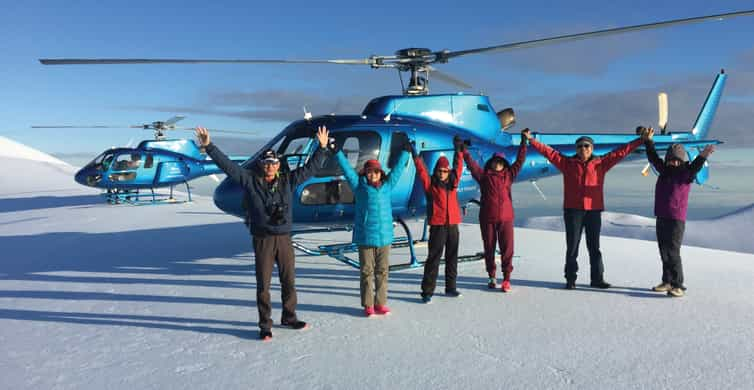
top-left (196, 125), bottom-right (331, 341)
top-left (524, 128), bottom-right (648, 290)
top-left (643, 127), bottom-right (715, 297)
top-left (333, 137), bottom-right (411, 317)
top-left (411, 136), bottom-right (465, 303)
top-left (462, 130), bottom-right (528, 292)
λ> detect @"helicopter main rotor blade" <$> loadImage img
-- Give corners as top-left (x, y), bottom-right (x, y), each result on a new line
top-left (427, 66), bottom-right (473, 89)
top-left (31, 125), bottom-right (130, 128)
top-left (39, 58), bottom-right (375, 66)
top-left (443, 9), bottom-right (754, 59)
top-left (167, 126), bottom-right (267, 136)
top-left (163, 115), bottom-right (186, 126)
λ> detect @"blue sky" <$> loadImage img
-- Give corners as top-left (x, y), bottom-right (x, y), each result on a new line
top-left (1, 0), bottom-right (753, 155)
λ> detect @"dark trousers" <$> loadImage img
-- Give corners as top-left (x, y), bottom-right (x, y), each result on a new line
top-left (480, 221), bottom-right (514, 280)
top-left (421, 225), bottom-right (459, 297)
top-left (252, 234), bottom-right (297, 331)
top-left (656, 217), bottom-right (685, 288)
top-left (563, 209), bottom-right (604, 283)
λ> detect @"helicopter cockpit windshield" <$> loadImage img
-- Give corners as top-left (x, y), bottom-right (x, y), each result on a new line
top-left (87, 151), bottom-right (116, 171)
top-left (240, 125), bottom-right (381, 178)
top-left (276, 131), bottom-right (315, 171)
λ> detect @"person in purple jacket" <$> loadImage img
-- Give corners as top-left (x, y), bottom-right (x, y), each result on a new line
top-left (643, 127), bottom-right (715, 298)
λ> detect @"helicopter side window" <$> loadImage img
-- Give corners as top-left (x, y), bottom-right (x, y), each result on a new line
top-left (113, 153), bottom-right (143, 171)
top-left (300, 180), bottom-right (355, 205)
top-left (108, 172), bottom-right (137, 182)
top-left (388, 132), bottom-right (409, 169)
top-left (315, 131), bottom-right (381, 177)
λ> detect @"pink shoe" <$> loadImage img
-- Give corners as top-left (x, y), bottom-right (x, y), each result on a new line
top-left (374, 305), bottom-right (391, 315)
top-left (364, 306), bottom-right (375, 317)
top-left (501, 280), bottom-right (512, 293)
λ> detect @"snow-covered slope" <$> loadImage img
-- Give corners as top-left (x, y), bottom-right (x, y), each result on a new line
top-left (520, 205), bottom-right (754, 254)
top-left (1, 141), bottom-right (754, 389)
top-left (0, 136), bottom-right (72, 167)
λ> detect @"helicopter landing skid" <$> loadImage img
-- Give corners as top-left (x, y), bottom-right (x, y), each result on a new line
top-left (103, 182), bottom-right (193, 205)
top-left (290, 218), bottom-right (484, 271)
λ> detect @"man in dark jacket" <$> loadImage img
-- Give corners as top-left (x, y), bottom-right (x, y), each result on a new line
top-left (644, 127), bottom-right (714, 297)
top-left (196, 125), bottom-right (330, 341)
top-left (525, 129), bottom-right (648, 290)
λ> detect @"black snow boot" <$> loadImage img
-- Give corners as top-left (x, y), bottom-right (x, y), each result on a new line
top-left (281, 319), bottom-right (309, 330)
top-left (589, 281), bottom-right (612, 289)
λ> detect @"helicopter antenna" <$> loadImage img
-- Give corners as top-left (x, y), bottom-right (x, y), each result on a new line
top-left (530, 180), bottom-right (547, 201)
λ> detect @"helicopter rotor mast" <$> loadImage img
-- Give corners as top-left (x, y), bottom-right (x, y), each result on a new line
top-left (39, 9), bottom-right (754, 95)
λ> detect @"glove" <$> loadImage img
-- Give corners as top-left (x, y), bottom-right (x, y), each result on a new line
top-left (453, 135), bottom-right (466, 152)
top-left (520, 128), bottom-right (531, 145)
top-left (405, 139), bottom-right (418, 157)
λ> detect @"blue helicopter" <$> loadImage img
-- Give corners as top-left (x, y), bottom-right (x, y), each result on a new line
top-left (39, 9), bottom-right (750, 266)
top-left (33, 116), bottom-right (249, 204)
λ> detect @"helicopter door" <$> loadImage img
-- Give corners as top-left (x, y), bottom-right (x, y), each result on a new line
top-left (386, 131), bottom-right (415, 217)
top-left (406, 149), bottom-right (458, 217)
top-left (298, 131), bottom-right (380, 222)
top-left (108, 152), bottom-right (142, 183)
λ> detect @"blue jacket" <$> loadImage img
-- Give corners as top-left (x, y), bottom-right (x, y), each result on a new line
top-left (335, 150), bottom-right (410, 247)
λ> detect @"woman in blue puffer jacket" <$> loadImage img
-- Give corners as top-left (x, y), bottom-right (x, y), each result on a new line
top-left (335, 141), bottom-right (411, 317)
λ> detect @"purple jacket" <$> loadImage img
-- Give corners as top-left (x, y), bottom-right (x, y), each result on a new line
top-left (646, 142), bottom-right (706, 221)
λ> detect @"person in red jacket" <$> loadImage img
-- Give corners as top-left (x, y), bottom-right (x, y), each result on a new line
top-left (463, 130), bottom-right (528, 292)
top-left (524, 129), bottom-right (648, 290)
top-left (411, 137), bottom-right (465, 303)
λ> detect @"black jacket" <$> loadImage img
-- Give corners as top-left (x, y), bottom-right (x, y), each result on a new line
top-left (206, 143), bottom-right (329, 236)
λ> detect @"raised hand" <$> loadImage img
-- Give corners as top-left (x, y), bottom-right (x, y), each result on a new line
top-left (641, 127), bottom-right (655, 142)
top-left (453, 135), bottom-right (465, 152)
top-left (316, 125), bottom-right (329, 148)
top-left (521, 128), bottom-right (532, 141)
top-left (404, 138), bottom-right (418, 157)
top-left (195, 126), bottom-right (211, 147)
top-left (700, 144), bottom-right (716, 158)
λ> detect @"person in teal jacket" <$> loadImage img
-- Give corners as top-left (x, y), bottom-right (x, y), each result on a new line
top-left (335, 140), bottom-right (411, 317)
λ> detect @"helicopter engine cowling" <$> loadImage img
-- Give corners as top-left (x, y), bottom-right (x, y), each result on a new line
top-left (363, 94), bottom-right (503, 140)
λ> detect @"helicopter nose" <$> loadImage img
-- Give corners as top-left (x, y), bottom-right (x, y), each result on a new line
top-left (74, 169), bottom-right (86, 186)
top-left (213, 177), bottom-right (245, 219)
top-left (75, 168), bottom-right (102, 187)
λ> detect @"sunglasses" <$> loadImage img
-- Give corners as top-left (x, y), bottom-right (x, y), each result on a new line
top-left (576, 143), bottom-right (592, 149)
top-left (437, 169), bottom-right (450, 173)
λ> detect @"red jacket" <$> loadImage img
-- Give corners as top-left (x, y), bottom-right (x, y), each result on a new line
top-left (529, 138), bottom-right (642, 210)
top-left (414, 152), bottom-right (463, 226)
top-left (463, 143), bottom-right (526, 223)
